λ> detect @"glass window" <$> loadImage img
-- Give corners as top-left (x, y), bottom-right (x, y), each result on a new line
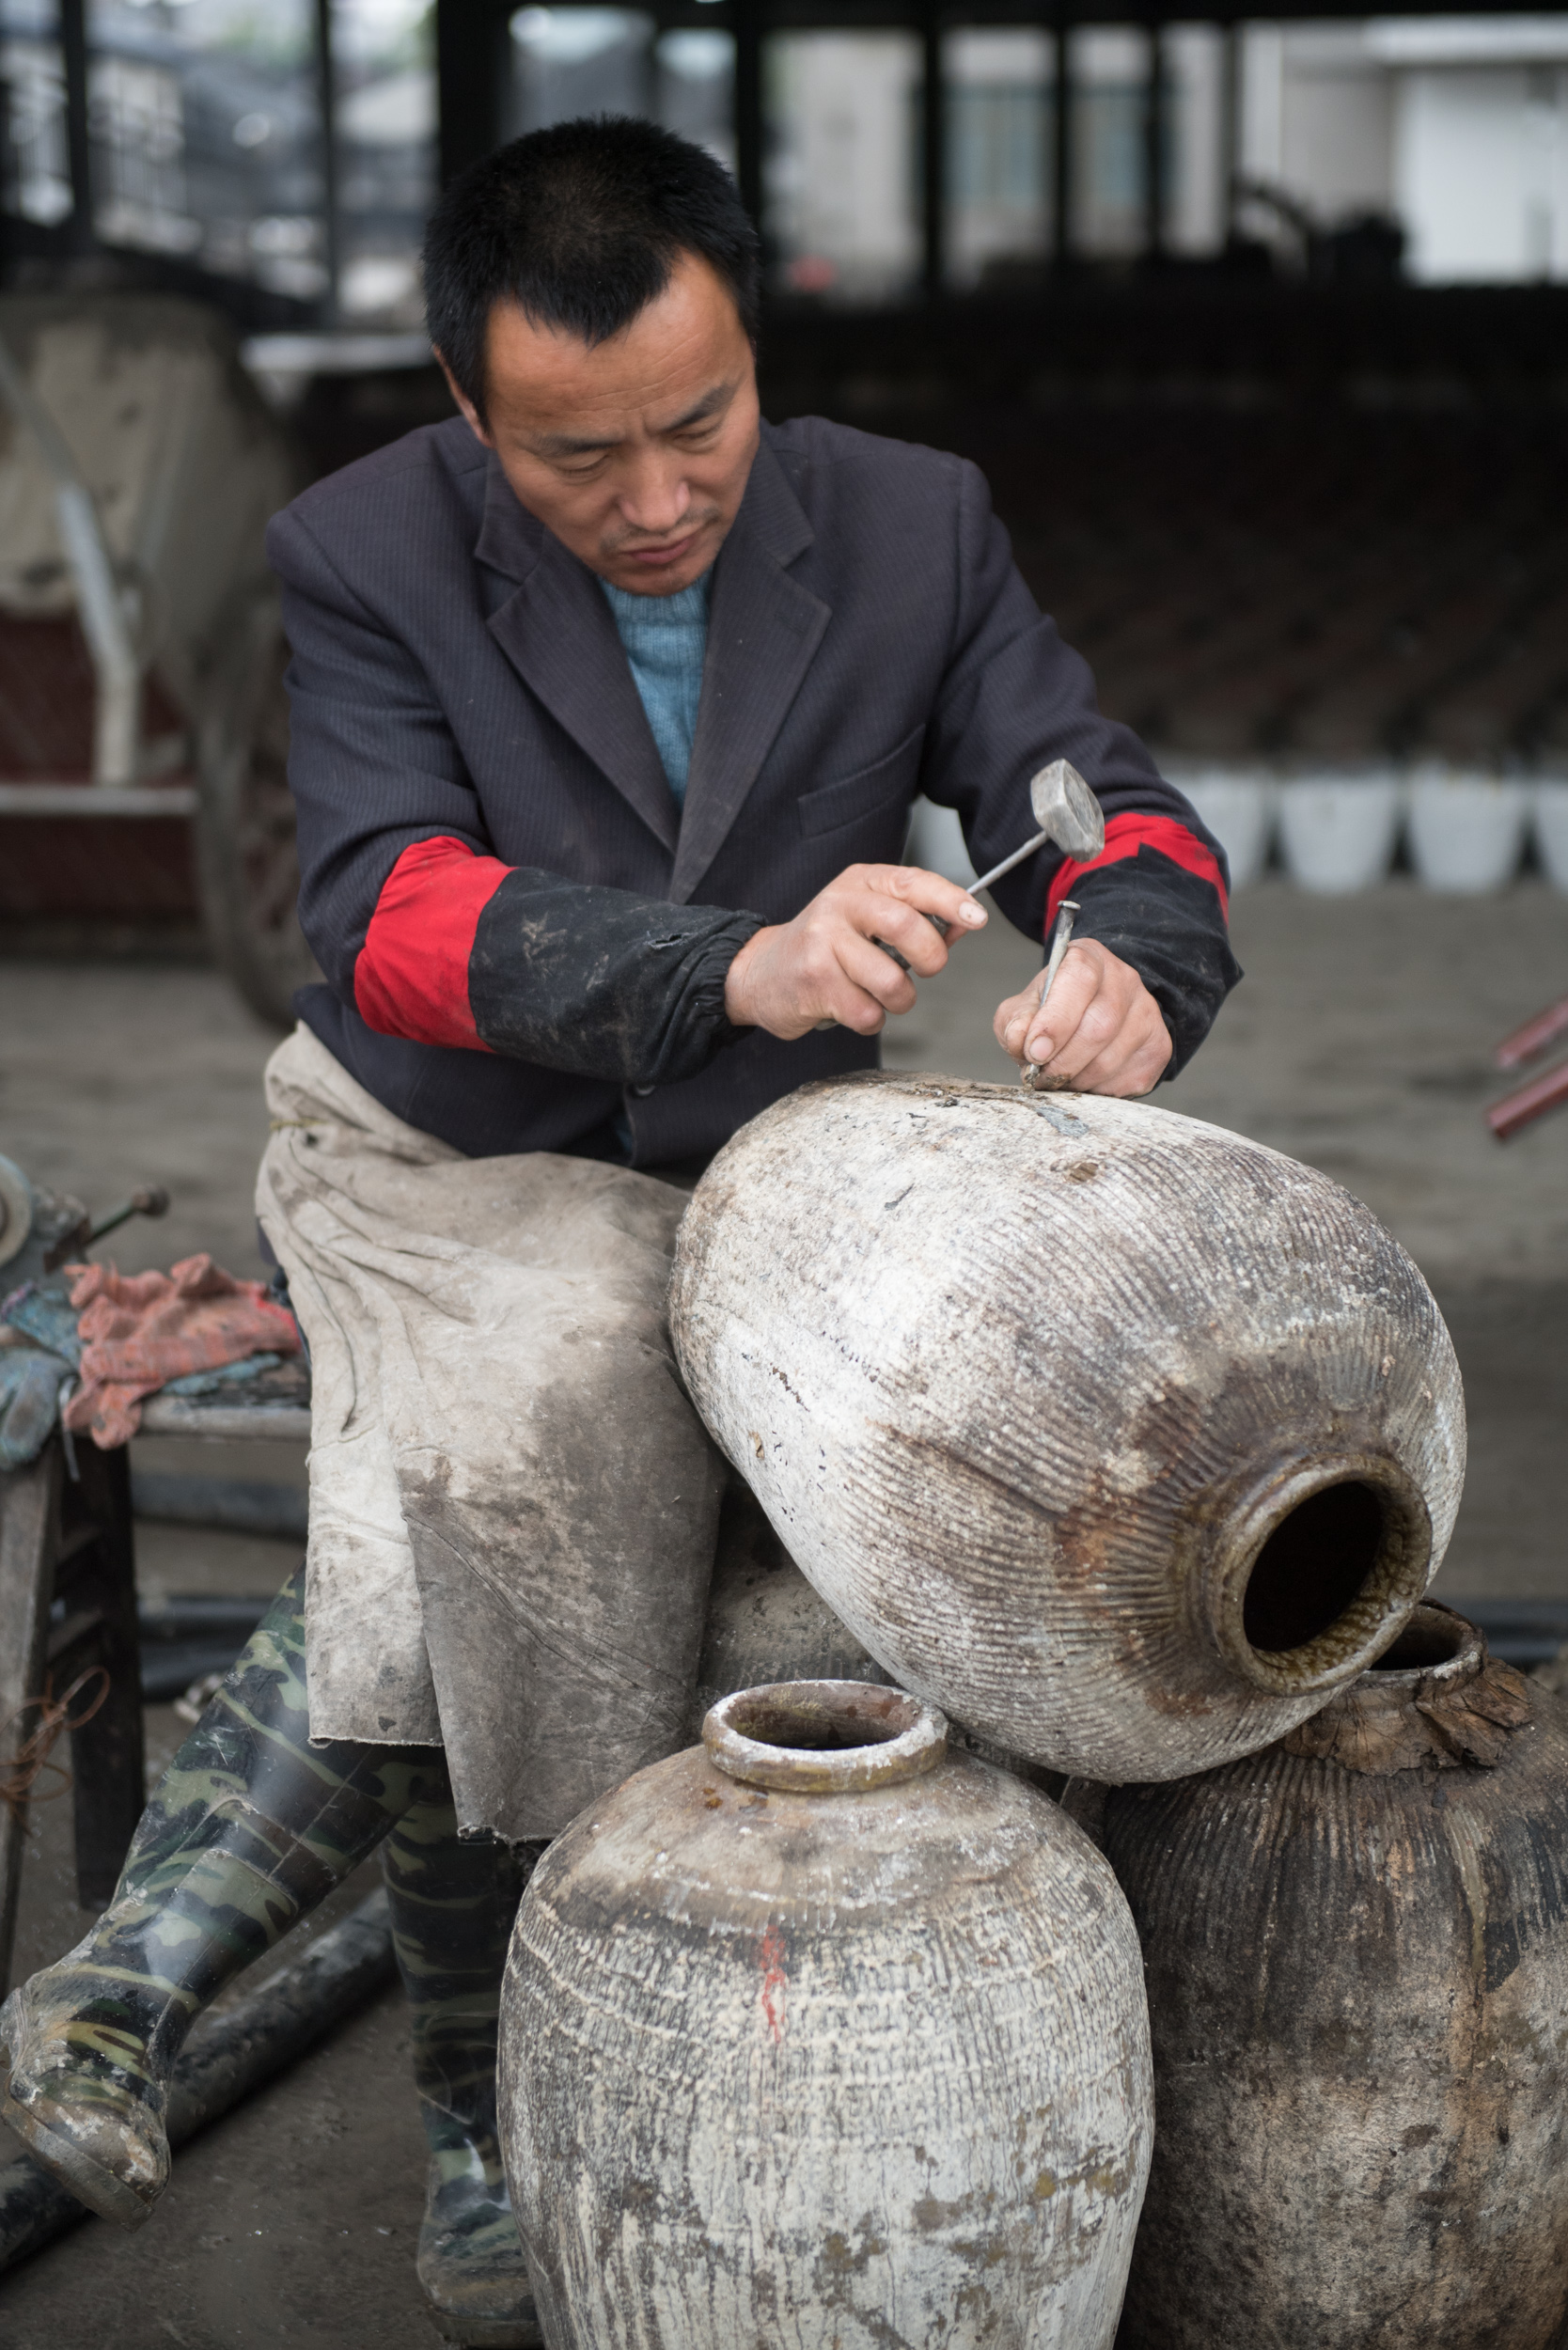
top-left (509, 8), bottom-right (656, 133)
top-left (766, 29), bottom-right (921, 302)
top-left (86, 0), bottom-right (325, 299)
top-left (334, 0), bottom-right (436, 325)
top-left (1166, 24), bottom-right (1224, 256)
top-left (1, 0), bottom-right (70, 227)
top-left (946, 26), bottom-right (1053, 290)
top-left (509, 9), bottom-right (732, 176)
top-left (655, 25), bottom-right (732, 178)
top-left (1071, 26), bottom-right (1149, 258)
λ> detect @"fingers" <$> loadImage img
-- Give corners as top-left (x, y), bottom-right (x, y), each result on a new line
top-left (993, 942), bottom-right (1173, 1099)
top-left (724, 916), bottom-right (908, 1040)
top-left (724, 861), bottom-right (989, 1043)
top-left (876, 863), bottom-right (990, 938)
top-left (1060, 1000), bottom-right (1172, 1097)
top-left (1017, 949), bottom-right (1101, 1066)
top-left (832, 866), bottom-right (986, 979)
top-left (838, 931), bottom-right (919, 1017)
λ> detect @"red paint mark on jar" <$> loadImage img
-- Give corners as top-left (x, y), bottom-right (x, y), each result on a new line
top-left (760, 1923), bottom-right (787, 2044)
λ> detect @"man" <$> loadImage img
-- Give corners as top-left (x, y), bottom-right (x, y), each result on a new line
top-left (1, 119), bottom-right (1237, 2343)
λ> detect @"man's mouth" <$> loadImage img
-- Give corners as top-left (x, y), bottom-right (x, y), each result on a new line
top-left (619, 525), bottom-right (707, 570)
top-left (611, 519), bottom-right (719, 573)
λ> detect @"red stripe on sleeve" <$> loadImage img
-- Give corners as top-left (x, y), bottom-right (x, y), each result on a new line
top-left (353, 836), bottom-right (508, 1050)
top-left (1045, 811), bottom-right (1230, 929)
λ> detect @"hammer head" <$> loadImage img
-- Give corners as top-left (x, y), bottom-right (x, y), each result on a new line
top-left (1029, 760), bottom-right (1105, 862)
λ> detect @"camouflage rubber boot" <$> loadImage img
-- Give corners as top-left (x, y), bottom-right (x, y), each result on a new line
top-left (0, 1561), bottom-right (447, 2231)
top-left (384, 1800), bottom-right (544, 2349)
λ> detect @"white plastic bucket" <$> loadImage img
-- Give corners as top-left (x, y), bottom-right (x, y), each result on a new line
top-left (1278, 771), bottom-right (1403, 895)
top-left (1174, 770), bottom-right (1275, 889)
top-left (1532, 777), bottom-right (1568, 891)
top-left (1406, 763), bottom-right (1528, 894)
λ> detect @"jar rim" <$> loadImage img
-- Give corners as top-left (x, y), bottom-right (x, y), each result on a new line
top-left (1356, 1600), bottom-right (1484, 1690)
top-left (1196, 1451), bottom-right (1433, 1696)
top-left (702, 1680), bottom-right (948, 1794)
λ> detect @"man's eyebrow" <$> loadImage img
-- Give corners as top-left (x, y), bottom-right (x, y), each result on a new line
top-left (527, 380), bottom-right (736, 459)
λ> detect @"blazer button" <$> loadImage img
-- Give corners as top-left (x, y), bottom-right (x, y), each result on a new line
top-left (632, 1084), bottom-right (655, 1098)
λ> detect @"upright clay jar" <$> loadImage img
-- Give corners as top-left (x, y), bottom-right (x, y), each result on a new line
top-left (499, 1681), bottom-right (1152, 2350)
top-left (669, 1073), bottom-right (1466, 1782)
top-left (1072, 1606), bottom-right (1568, 2350)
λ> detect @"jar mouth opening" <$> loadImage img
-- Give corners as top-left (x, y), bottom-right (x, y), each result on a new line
top-left (1206, 1457), bottom-right (1433, 1695)
top-left (702, 1680), bottom-right (948, 1793)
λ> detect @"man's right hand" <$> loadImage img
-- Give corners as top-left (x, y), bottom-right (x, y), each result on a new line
top-left (723, 864), bottom-right (988, 1040)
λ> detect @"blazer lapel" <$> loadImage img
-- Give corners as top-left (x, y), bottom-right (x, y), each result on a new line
top-left (672, 439), bottom-right (830, 903)
top-left (476, 457), bottom-right (679, 857)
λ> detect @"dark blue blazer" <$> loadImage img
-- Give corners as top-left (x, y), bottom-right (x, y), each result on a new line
top-left (268, 413), bottom-right (1237, 1167)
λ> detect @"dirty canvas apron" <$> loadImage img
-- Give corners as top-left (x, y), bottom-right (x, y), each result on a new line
top-left (255, 1025), bottom-right (725, 1842)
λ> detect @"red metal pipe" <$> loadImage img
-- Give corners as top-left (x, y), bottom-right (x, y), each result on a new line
top-left (1487, 1058), bottom-right (1568, 1141)
top-left (1496, 996), bottom-right (1568, 1070)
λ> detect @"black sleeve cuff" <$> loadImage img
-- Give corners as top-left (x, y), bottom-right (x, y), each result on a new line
top-left (468, 869), bottom-right (766, 1086)
top-left (1065, 849), bottom-right (1243, 1080)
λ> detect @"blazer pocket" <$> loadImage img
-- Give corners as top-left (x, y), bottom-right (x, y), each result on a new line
top-left (796, 725), bottom-right (927, 841)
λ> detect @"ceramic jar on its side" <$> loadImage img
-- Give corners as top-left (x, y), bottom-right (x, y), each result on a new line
top-left (501, 1680), bottom-right (1152, 2350)
top-left (671, 1073), bottom-right (1466, 1784)
top-left (1071, 1606), bottom-right (1568, 2350)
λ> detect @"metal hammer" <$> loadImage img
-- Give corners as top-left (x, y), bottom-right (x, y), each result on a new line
top-left (880, 758), bottom-right (1105, 959)
top-left (964, 758), bottom-right (1105, 903)
top-left (815, 760), bottom-right (1105, 1026)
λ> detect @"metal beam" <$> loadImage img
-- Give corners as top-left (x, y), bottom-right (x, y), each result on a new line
top-left (920, 2), bottom-right (946, 295)
top-left (436, 0), bottom-right (513, 187)
top-left (1220, 23), bottom-right (1242, 241)
top-left (741, 0), bottom-right (1557, 25)
top-left (1051, 10), bottom-right (1074, 270)
top-left (1141, 20), bottom-right (1168, 261)
top-left (58, 0), bottom-right (90, 253)
top-left (314, 0), bottom-right (341, 325)
top-left (733, 0), bottom-right (766, 235)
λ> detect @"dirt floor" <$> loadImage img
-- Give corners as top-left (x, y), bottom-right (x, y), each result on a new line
top-left (1, 874), bottom-right (1566, 2343)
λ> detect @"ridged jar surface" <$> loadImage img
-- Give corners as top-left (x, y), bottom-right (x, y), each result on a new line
top-left (499, 1747), bottom-right (1152, 2350)
top-left (668, 1073), bottom-right (1465, 1780)
top-left (1092, 1686), bottom-right (1568, 2349)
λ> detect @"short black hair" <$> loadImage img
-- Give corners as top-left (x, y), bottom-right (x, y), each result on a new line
top-left (424, 117), bottom-right (760, 423)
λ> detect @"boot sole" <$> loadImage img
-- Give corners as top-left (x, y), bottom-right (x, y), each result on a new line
top-left (0, 2074), bottom-right (157, 2233)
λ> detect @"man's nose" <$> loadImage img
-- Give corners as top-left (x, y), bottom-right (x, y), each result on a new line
top-left (619, 456), bottom-right (693, 537)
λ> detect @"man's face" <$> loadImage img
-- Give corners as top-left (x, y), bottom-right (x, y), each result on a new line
top-left (442, 250), bottom-right (760, 597)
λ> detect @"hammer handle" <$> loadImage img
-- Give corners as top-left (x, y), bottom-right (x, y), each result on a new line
top-left (913, 825), bottom-right (1055, 948)
top-left (811, 840), bottom-right (1057, 1027)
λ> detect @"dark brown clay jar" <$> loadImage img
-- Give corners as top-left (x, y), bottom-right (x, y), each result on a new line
top-left (500, 1680), bottom-right (1152, 2350)
top-left (670, 1073), bottom-right (1466, 1783)
top-left (1067, 1606), bottom-right (1568, 2350)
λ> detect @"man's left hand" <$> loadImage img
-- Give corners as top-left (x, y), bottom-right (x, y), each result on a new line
top-left (994, 940), bottom-right (1170, 1097)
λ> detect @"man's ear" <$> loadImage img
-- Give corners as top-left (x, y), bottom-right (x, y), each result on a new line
top-left (433, 349), bottom-right (493, 448)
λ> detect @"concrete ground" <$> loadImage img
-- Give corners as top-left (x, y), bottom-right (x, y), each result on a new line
top-left (1, 875), bottom-right (1566, 2342)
